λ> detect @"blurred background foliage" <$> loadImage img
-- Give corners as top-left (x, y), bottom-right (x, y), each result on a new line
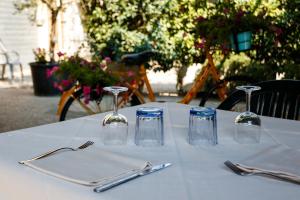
top-left (79, 0), bottom-right (300, 83)
top-left (78, 0), bottom-right (200, 73)
top-left (15, 0), bottom-right (300, 92)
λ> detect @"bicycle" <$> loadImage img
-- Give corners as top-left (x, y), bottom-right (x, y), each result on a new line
top-left (57, 49), bottom-right (251, 121)
top-left (57, 51), bottom-right (157, 121)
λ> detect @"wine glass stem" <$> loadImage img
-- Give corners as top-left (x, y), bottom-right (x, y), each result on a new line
top-left (246, 90), bottom-right (252, 112)
top-left (113, 93), bottom-right (119, 115)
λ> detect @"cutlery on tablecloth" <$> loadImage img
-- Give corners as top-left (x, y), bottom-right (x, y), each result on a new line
top-left (18, 141), bottom-right (94, 164)
top-left (224, 160), bottom-right (300, 185)
top-left (93, 163), bottom-right (172, 192)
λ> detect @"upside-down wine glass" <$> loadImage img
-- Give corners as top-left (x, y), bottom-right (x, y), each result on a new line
top-left (102, 86), bottom-right (128, 145)
top-left (234, 86), bottom-right (261, 143)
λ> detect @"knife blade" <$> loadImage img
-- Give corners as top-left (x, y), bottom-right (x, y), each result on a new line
top-left (93, 163), bottom-right (172, 193)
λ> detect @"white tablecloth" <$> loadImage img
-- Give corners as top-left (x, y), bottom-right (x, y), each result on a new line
top-left (0, 102), bottom-right (300, 200)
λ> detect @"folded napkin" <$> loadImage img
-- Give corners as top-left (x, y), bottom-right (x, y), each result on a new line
top-left (22, 148), bottom-right (151, 186)
top-left (238, 145), bottom-right (300, 177)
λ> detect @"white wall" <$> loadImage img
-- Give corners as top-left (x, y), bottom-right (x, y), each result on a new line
top-left (0, 0), bottom-right (39, 79)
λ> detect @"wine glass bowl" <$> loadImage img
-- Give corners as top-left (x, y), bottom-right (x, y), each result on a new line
top-left (234, 86), bottom-right (261, 143)
top-left (102, 86), bottom-right (128, 145)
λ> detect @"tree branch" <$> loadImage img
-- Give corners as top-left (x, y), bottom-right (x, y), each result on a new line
top-left (40, 0), bottom-right (53, 10)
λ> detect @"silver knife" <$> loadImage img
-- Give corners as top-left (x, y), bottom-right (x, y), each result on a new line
top-left (93, 163), bottom-right (172, 193)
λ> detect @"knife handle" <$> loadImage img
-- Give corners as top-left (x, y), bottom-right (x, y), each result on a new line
top-left (93, 172), bottom-right (141, 192)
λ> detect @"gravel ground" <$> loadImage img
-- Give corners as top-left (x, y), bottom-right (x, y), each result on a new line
top-left (0, 86), bottom-right (60, 133)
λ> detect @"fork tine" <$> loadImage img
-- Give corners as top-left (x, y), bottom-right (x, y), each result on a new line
top-left (78, 141), bottom-right (94, 149)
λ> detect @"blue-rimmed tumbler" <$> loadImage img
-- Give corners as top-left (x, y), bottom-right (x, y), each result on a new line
top-left (135, 107), bottom-right (164, 146)
top-left (188, 107), bottom-right (217, 145)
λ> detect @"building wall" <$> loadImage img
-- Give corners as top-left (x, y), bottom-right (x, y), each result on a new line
top-left (0, 0), bottom-right (39, 78)
top-left (0, 0), bottom-right (86, 80)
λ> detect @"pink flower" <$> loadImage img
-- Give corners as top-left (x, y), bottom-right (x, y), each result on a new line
top-left (83, 86), bottom-right (91, 104)
top-left (127, 70), bottom-right (135, 77)
top-left (52, 66), bottom-right (59, 72)
top-left (46, 69), bottom-right (52, 78)
top-left (61, 79), bottom-right (72, 87)
top-left (104, 57), bottom-right (112, 64)
top-left (57, 51), bottom-right (65, 57)
top-left (53, 83), bottom-right (63, 92)
top-left (95, 86), bottom-right (103, 95)
top-left (46, 66), bottom-right (59, 78)
top-left (57, 85), bottom-right (63, 92)
top-left (53, 82), bottom-right (59, 88)
top-left (83, 86), bottom-right (91, 96)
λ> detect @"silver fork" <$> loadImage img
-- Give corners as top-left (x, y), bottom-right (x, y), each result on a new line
top-left (224, 160), bottom-right (300, 184)
top-left (19, 141), bottom-right (94, 164)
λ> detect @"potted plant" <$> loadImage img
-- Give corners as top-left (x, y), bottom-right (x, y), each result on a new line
top-left (49, 53), bottom-right (117, 103)
top-left (194, 1), bottom-right (270, 53)
top-left (29, 48), bottom-right (60, 95)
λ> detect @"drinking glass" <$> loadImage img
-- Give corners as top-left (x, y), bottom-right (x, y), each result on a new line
top-left (234, 86), bottom-right (261, 143)
top-left (188, 107), bottom-right (217, 145)
top-left (102, 86), bottom-right (128, 145)
top-left (135, 107), bottom-right (164, 146)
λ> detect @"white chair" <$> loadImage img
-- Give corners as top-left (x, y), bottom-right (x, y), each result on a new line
top-left (0, 39), bottom-right (24, 80)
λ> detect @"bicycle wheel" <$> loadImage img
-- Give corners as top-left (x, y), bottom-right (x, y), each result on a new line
top-left (59, 89), bottom-right (113, 121)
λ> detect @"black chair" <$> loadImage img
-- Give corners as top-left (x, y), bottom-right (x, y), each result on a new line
top-left (217, 80), bottom-right (300, 120)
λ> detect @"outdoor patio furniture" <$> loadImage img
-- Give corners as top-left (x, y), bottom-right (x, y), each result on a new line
top-left (0, 39), bottom-right (24, 80)
top-left (217, 79), bottom-right (300, 120)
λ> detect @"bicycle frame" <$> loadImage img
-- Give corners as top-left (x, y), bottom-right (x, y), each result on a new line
top-left (56, 49), bottom-right (227, 119)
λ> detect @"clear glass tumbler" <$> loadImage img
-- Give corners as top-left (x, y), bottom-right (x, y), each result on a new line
top-left (135, 107), bottom-right (164, 146)
top-left (188, 107), bottom-right (217, 145)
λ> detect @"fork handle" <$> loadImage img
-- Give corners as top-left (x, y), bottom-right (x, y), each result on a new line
top-left (257, 171), bottom-right (300, 184)
top-left (237, 164), bottom-right (300, 180)
top-left (19, 147), bottom-right (73, 164)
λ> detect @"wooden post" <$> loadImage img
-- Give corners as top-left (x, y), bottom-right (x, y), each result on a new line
top-left (179, 48), bottom-right (226, 104)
